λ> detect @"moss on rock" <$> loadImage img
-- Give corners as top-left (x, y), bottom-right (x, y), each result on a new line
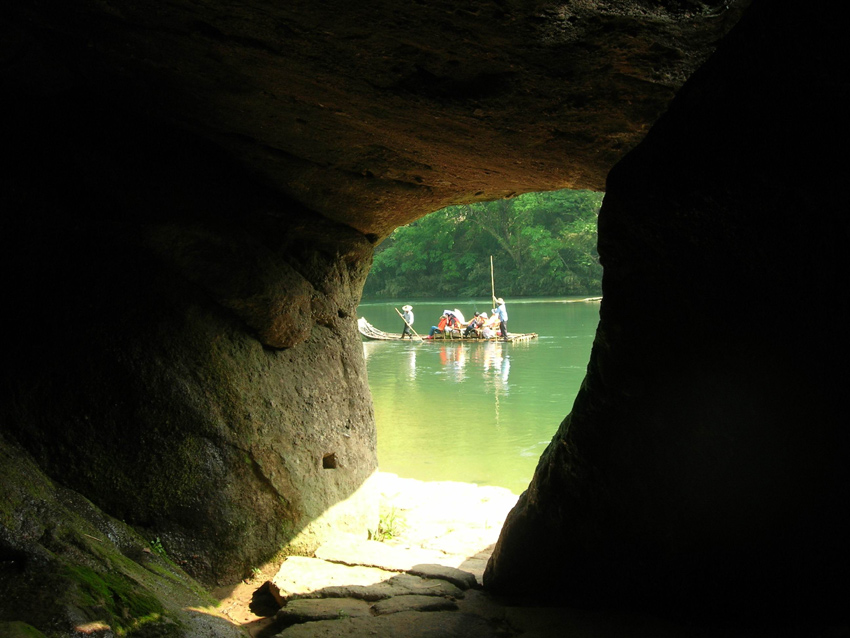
top-left (0, 432), bottom-right (242, 638)
top-left (0, 622), bottom-right (48, 638)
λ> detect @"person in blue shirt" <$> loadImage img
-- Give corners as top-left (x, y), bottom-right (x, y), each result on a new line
top-left (493, 297), bottom-right (508, 340)
top-left (401, 304), bottom-right (414, 339)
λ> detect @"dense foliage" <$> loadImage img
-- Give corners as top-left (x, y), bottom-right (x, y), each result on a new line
top-left (364, 189), bottom-right (604, 298)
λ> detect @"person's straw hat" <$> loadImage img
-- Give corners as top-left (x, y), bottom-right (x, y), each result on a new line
top-left (496, 298), bottom-right (504, 304)
top-left (402, 305), bottom-right (412, 311)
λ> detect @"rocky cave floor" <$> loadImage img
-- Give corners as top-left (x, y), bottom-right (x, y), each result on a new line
top-left (209, 473), bottom-right (789, 638)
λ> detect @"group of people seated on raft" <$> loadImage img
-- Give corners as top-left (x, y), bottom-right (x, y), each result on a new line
top-left (400, 298), bottom-right (509, 340)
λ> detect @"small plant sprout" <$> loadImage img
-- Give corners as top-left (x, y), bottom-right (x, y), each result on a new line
top-left (150, 537), bottom-right (167, 558)
top-left (367, 507), bottom-right (405, 542)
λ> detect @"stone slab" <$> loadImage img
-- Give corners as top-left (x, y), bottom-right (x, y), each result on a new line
top-left (270, 556), bottom-right (462, 604)
top-left (315, 573), bottom-right (463, 603)
top-left (315, 534), bottom-right (446, 570)
top-left (275, 610), bottom-right (504, 638)
top-left (371, 594), bottom-right (458, 616)
top-left (315, 534), bottom-right (478, 589)
top-left (271, 556), bottom-right (393, 603)
top-left (407, 564), bottom-right (477, 590)
top-left (276, 598), bottom-right (373, 624)
top-left (453, 589), bottom-right (508, 623)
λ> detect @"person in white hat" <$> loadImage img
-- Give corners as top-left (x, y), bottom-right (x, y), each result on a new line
top-left (401, 305), bottom-right (414, 339)
top-left (493, 297), bottom-right (508, 340)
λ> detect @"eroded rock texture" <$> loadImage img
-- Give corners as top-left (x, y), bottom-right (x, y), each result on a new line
top-left (2, 0), bottom-right (744, 238)
top-left (486, 0), bottom-right (849, 622)
top-left (1, 106), bottom-right (378, 586)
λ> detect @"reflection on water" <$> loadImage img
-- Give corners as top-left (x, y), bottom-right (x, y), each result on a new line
top-left (368, 341), bottom-right (513, 397)
top-left (407, 349), bottom-right (417, 380)
top-left (358, 298), bottom-right (600, 494)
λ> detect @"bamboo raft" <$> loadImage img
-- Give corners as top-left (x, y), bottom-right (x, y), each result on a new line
top-left (357, 317), bottom-right (538, 343)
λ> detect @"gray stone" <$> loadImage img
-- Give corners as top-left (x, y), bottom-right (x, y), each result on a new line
top-left (371, 595), bottom-right (458, 616)
top-left (407, 564), bottom-right (477, 591)
top-left (275, 611), bottom-right (504, 638)
top-left (315, 535), bottom-right (450, 572)
top-left (270, 557), bottom-right (463, 604)
top-left (276, 598), bottom-right (372, 624)
top-left (314, 534), bottom-right (478, 590)
top-left (317, 573), bottom-right (463, 603)
top-left (270, 557), bottom-right (396, 603)
top-left (454, 589), bottom-right (508, 623)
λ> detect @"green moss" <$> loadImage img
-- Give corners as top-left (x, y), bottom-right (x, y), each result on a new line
top-left (65, 565), bottom-right (174, 636)
top-left (145, 561), bottom-right (181, 582)
top-left (78, 534), bottom-right (217, 611)
top-left (0, 438), bottom-right (53, 530)
top-left (0, 622), bottom-right (48, 638)
top-left (1, 434), bottom-right (223, 638)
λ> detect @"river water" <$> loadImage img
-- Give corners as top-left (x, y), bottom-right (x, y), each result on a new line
top-left (357, 298), bottom-right (600, 495)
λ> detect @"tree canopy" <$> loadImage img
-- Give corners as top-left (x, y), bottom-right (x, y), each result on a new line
top-left (363, 189), bottom-right (604, 298)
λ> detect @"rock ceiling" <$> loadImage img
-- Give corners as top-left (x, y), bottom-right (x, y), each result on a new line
top-left (3, 0), bottom-right (748, 238)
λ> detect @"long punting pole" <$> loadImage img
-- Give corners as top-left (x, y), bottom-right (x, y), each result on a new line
top-left (490, 255), bottom-right (496, 305)
top-left (394, 307), bottom-right (424, 341)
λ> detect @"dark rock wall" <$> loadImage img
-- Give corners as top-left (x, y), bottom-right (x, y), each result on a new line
top-left (1, 91), bottom-right (377, 585)
top-left (485, 0), bottom-right (849, 621)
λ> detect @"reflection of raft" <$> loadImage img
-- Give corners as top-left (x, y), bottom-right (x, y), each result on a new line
top-left (357, 317), bottom-right (538, 343)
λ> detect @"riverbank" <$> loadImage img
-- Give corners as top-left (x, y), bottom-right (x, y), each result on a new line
top-left (212, 473), bottom-right (768, 638)
top-left (213, 472), bottom-right (517, 636)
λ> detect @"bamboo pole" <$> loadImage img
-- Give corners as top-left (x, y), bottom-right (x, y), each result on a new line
top-left (490, 255), bottom-right (496, 306)
top-left (394, 307), bottom-right (424, 341)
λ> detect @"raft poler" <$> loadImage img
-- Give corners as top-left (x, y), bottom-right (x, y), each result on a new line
top-left (493, 297), bottom-right (508, 340)
top-left (400, 304), bottom-right (414, 339)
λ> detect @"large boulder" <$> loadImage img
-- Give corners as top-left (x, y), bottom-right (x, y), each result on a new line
top-left (1, 104), bottom-right (377, 585)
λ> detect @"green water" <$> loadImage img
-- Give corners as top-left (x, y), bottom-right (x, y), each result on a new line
top-left (358, 298), bottom-right (600, 494)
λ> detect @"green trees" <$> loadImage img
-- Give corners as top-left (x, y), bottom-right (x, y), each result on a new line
top-left (364, 189), bottom-right (604, 298)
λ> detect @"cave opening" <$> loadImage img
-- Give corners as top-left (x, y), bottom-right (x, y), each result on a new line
top-left (358, 189), bottom-right (604, 495)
